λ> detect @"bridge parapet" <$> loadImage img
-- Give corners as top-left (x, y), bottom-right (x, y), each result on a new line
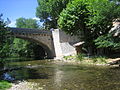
top-left (9, 28), bottom-right (52, 36)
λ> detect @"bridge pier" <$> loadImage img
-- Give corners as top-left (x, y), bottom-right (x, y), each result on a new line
top-left (52, 29), bottom-right (80, 59)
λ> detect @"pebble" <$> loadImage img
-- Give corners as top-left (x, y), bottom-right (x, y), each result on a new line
top-left (8, 81), bottom-right (44, 90)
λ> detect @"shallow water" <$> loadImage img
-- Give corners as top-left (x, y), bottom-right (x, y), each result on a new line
top-left (4, 60), bottom-right (120, 90)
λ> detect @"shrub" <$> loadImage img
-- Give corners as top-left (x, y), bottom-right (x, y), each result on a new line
top-left (76, 53), bottom-right (85, 61)
top-left (92, 56), bottom-right (107, 63)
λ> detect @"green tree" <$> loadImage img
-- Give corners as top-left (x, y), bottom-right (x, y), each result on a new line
top-left (95, 34), bottom-right (120, 50)
top-left (36, 0), bottom-right (72, 29)
top-left (13, 17), bottom-right (39, 58)
top-left (88, 0), bottom-right (120, 53)
top-left (0, 14), bottom-right (12, 59)
top-left (16, 17), bottom-right (39, 28)
top-left (58, 0), bottom-right (120, 55)
top-left (58, 0), bottom-right (93, 54)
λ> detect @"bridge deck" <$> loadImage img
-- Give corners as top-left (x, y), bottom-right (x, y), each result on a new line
top-left (9, 28), bottom-right (52, 35)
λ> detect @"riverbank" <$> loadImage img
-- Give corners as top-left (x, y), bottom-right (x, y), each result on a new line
top-left (54, 55), bottom-right (120, 66)
top-left (8, 81), bottom-right (44, 90)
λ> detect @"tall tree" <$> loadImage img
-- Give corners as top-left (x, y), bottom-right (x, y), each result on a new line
top-left (0, 14), bottom-right (12, 59)
top-left (88, 0), bottom-right (120, 53)
top-left (16, 17), bottom-right (39, 29)
top-left (58, 0), bottom-right (120, 55)
top-left (36, 0), bottom-right (72, 29)
top-left (13, 17), bottom-right (39, 58)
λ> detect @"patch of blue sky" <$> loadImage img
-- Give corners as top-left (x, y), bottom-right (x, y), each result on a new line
top-left (0, 0), bottom-right (40, 27)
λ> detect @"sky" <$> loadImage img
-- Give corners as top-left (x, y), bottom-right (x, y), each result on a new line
top-left (0, 0), bottom-right (39, 27)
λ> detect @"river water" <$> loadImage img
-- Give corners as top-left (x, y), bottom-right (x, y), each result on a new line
top-left (4, 60), bottom-right (120, 90)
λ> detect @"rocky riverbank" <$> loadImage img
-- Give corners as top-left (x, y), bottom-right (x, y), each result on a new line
top-left (54, 56), bottom-right (120, 66)
top-left (8, 81), bottom-right (44, 90)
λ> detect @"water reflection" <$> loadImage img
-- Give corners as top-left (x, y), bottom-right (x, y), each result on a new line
top-left (2, 73), bottom-right (15, 81)
top-left (54, 68), bottom-right (63, 88)
top-left (4, 60), bottom-right (120, 90)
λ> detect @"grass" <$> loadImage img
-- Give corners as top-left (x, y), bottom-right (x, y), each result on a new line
top-left (63, 55), bottom-right (75, 60)
top-left (0, 80), bottom-right (12, 90)
top-left (91, 56), bottom-right (107, 64)
top-left (76, 54), bottom-right (85, 61)
top-left (63, 54), bottom-right (108, 65)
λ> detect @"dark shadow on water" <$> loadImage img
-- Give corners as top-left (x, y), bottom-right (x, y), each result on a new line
top-left (24, 69), bottom-right (50, 79)
top-left (0, 65), bottom-right (51, 83)
top-left (8, 67), bottom-right (51, 82)
top-left (109, 66), bottom-right (120, 70)
top-left (5, 58), bottom-right (47, 63)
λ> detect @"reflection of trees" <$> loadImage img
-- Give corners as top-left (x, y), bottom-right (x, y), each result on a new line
top-left (10, 67), bottom-right (49, 81)
top-left (0, 62), bottom-right (4, 80)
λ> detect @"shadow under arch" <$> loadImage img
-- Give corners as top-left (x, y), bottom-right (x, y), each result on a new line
top-left (14, 36), bottom-right (54, 59)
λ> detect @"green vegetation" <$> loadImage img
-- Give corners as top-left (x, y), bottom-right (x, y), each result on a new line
top-left (0, 14), bottom-right (13, 59)
top-left (63, 55), bottom-right (75, 60)
top-left (36, 0), bottom-right (120, 56)
top-left (91, 56), bottom-right (107, 64)
top-left (0, 81), bottom-right (12, 90)
top-left (76, 54), bottom-right (85, 61)
top-left (58, 0), bottom-right (120, 55)
top-left (1, 0), bottom-right (120, 61)
top-left (16, 17), bottom-right (39, 28)
top-left (63, 54), bottom-right (107, 64)
top-left (12, 17), bottom-right (42, 59)
top-left (95, 33), bottom-right (120, 50)
top-left (36, 0), bottom-right (72, 29)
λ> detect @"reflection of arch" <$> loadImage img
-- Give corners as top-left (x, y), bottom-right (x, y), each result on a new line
top-left (14, 35), bottom-right (54, 59)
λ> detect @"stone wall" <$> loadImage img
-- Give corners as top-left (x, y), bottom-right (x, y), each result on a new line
top-left (52, 29), bottom-right (80, 59)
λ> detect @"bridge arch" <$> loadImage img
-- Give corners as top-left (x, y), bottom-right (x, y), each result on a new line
top-left (8, 28), bottom-right (56, 58)
top-left (13, 34), bottom-right (55, 59)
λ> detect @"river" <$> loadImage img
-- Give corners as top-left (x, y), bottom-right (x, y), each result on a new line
top-left (3, 59), bottom-right (120, 90)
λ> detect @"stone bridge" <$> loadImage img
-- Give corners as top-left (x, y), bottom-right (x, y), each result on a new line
top-left (9, 28), bottom-right (80, 59)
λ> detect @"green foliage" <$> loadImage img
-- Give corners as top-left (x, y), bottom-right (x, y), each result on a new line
top-left (12, 38), bottom-right (36, 57)
top-left (76, 53), bottom-right (85, 61)
top-left (87, 0), bottom-right (120, 51)
top-left (58, 0), bottom-right (89, 35)
top-left (91, 56), bottom-right (107, 63)
top-left (95, 34), bottom-right (120, 49)
top-left (0, 14), bottom-right (13, 59)
top-left (16, 17), bottom-right (39, 29)
top-left (0, 81), bottom-right (12, 90)
top-left (87, 0), bottom-right (120, 35)
top-left (36, 0), bottom-right (71, 29)
top-left (58, 0), bottom-right (120, 54)
top-left (63, 55), bottom-right (75, 60)
top-left (12, 17), bottom-right (40, 58)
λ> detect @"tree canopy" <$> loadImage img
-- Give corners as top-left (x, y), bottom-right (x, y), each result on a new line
top-left (0, 14), bottom-right (12, 58)
top-left (36, 0), bottom-right (72, 29)
top-left (13, 17), bottom-right (40, 58)
top-left (58, 0), bottom-right (120, 54)
top-left (16, 17), bottom-right (39, 28)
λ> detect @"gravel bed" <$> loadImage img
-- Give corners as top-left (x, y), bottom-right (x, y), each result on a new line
top-left (8, 81), bottom-right (44, 90)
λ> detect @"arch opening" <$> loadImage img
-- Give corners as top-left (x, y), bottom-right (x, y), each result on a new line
top-left (13, 36), bottom-right (54, 59)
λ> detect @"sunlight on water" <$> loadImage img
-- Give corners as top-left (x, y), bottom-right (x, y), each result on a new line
top-left (4, 60), bottom-right (120, 90)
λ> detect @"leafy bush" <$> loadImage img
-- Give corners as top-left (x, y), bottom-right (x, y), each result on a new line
top-left (91, 56), bottom-right (107, 63)
top-left (76, 53), bottom-right (85, 61)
